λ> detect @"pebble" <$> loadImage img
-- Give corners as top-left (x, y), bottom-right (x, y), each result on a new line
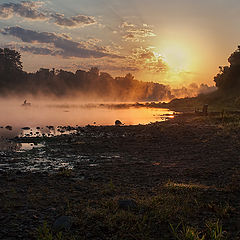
top-left (118, 199), bottom-right (137, 210)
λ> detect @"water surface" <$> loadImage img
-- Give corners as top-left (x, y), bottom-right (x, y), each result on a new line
top-left (0, 102), bottom-right (176, 138)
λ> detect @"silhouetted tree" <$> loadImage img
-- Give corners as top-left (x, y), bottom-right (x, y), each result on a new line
top-left (0, 48), bottom-right (23, 72)
top-left (0, 48), bottom-right (177, 101)
top-left (214, 46), bottom-right (240, 92)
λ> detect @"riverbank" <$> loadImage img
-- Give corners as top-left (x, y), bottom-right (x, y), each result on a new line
top-left (0, 113), bottom-right (240, 239)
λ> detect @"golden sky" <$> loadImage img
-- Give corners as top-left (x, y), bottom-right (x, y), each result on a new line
top-left (0, 0), bottom-right (239, 87)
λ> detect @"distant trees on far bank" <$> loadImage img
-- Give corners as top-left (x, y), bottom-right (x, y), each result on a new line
top-left (0, 47), bottom-right (215, 101)
top-left (0, 47), bottom-right (174, 101)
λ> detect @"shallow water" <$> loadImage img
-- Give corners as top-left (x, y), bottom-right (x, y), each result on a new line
top-left (0, 102), bottom-right (177, 172)
top-left (0, 102), bottom-right (176, 138)
top-left (16, 143), bottom-right (45, 152)
top-left (0, 103), bottom-right (174, 172)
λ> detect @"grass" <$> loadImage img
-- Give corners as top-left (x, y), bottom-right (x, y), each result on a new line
top-left (37, 222), bottom-right (77, 240)
top-left (207, 202), bottom-right (233, 219)
top-left (2, 169), bottom-right (236, 240)
top-left (34, 182), bottom-right (233, 240)
top-left (170, 223), bottom-right (205, 240)
top-left (35, 195), bottom-right (229, 240)
top-left (206, 220), bottom-right (225, 240)
top-left (170, 220), bottom-right (226, 240)
top-left (57, 168), bottom-right (73, 177)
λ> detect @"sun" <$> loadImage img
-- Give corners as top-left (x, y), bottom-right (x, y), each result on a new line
top-left (155, 41), bottom-right (194, 73)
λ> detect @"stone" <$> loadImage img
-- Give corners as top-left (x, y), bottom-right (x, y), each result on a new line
top-left (5, 125), bottom-right (13, 131)
top-left (115, 120), bottom-right (122, 126)
top-left (118, 199), bottom-right (137, 210)
top-left (22, 127), bottom-right (30, 130)
top-left (52, 216), bottom-right (73, 232)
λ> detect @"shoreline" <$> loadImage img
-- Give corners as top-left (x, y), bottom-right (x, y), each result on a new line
top-left (0, 113), bottom-right (240, 239)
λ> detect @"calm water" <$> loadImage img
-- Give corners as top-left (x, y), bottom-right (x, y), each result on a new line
top-left (0, 102), bottom-right (176, 138)
top-left (0, 102), bottom-right (176, 172)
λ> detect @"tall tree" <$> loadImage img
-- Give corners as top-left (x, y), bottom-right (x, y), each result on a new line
top-left (214, 46), bottom-right (240, 91)
top-left (0, 48), bottom-right (23, 73)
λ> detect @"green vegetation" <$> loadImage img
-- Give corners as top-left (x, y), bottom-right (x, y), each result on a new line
top-left (31, 180), bottom-right (236, 240)
top-left (170, 220), bottom-right (225, 240)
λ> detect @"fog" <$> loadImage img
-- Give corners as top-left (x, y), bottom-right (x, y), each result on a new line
top-left (0, 99), bottom-right (175, 130)
top-left (0, 48), bottom-right (215, 101)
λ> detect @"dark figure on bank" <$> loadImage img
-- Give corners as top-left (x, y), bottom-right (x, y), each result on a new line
top-left (202, 104), bottom-right (208, 116)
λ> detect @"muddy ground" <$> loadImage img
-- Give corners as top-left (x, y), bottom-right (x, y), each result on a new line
top-left (0, 113), bottom-right (240, 240)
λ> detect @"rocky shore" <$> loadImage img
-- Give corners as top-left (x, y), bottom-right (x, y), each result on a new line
top-left (0, 113), bottom-right (240, 239)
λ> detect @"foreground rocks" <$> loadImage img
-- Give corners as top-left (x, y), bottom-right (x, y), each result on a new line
top-left (0, 114), bottom-right (240, 239)
top-left (53, 216), bottom-right (73, 232)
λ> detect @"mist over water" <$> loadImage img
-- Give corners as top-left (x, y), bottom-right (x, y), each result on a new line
top-left (0, 98), bottom-right (175, 138)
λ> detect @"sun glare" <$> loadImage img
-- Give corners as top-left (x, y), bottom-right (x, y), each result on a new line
top-left (157, 42), bottom-right (194, 73)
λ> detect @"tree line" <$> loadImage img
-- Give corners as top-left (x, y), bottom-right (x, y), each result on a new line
top-left (0, 48), bottom-right (173, 101)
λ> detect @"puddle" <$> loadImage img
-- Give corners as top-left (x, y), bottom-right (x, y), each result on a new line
top-left (19, 127), bottom-right (77, 138)
top-left (17, 143), bottom-right (45, 152)
top-left (89, 164), bottom-right (99, 167)
top-left (0, 150), bottom-right (122, 173)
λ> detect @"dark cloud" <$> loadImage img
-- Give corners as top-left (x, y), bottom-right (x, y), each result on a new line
top-left (0, 1), bottom-right (96, 29)
top-left (104, 65), bottom-right (139, 72)
top-left (0, 1), bottom-right (47, 20)
top-left (2, 26), bottom-right (122, 59)
top-left (20, 46), bottom-right (61, 56)
top-left (51, 13), bottom-right (96, 28)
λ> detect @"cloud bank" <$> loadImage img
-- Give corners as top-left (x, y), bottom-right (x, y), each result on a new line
top-left (120, 22), bottom-right (156, 42)
top-left (0, 1), bottom-right (47, 20)
top-left (0, 1), bottom-right (97, 28)
top-left (51, 13), bottom-right (96, 28)
top-left (1, 26), bottom-right (122, 59)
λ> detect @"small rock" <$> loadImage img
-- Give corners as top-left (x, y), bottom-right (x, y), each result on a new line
top-left (22, 127), bottom-right (30, 130)
top-left (118, 199), bottom-right (137, 210)
top-left (52, 216), bottom-right (73, 232)
top-left (5, 125), bottom-right (13, 131)
top-left (115, 120), bottom-right (122, 126)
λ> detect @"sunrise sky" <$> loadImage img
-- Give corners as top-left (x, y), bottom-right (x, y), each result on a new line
top-left (0, 0), bottom-right (239, 87)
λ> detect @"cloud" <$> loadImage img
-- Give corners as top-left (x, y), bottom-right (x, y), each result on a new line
top-left (99, 65), bottom-right (139, 72)
top-left (73, 62), bottom-right (139, 73)
top-left (51, 13), bottom-right (96, 28)
top-left (120, 22), bottom-right (156, 42)
top-left (130, 47), bottom-right (167, 73)
top-left (0, 1), bottom-right (47, 20)
top-left (20, 46), bottom-right (61, 56)
top-left (1, 26), bottom-right (122, 59)
top-left (0, 1), bottom-right (97, 29)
